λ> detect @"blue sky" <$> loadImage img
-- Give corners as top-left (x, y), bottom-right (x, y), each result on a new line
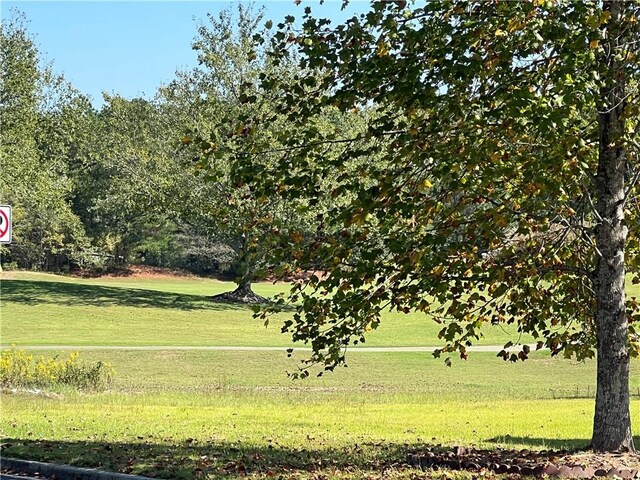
top-left (2, 1), bottom-right (371, 108)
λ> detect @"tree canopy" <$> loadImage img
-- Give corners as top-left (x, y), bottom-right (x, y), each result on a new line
top-left (1, 12), bottom-right (93, 271)
top-left (199, 0), bottom-right (640, 452)
top-left (181, 4), bottom-right (371, 300)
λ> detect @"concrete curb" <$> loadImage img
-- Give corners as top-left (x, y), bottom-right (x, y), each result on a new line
top-left (0, 458), bottom-right (163, 480)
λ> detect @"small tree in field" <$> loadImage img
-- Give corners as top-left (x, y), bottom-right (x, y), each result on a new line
top-left (203, 1), bottom-right (640, 452)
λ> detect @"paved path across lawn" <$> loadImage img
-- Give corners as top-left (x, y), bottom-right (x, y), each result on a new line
top-left (0, 344), bottom-right (538, 353)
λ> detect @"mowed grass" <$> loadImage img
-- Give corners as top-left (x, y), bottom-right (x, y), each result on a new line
top-left (4, 349), bottom-right (640, 478)
top-left (0, 271), bottom-right (535, 347)
top-left (21, 349), bottom-right (640, 400)
top-left (3, 271), bottom-right (640, 478)
top-left (2, 394), bottom-right (625, 479)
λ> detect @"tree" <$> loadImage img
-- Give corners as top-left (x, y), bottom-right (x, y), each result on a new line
top-left (209, 1), bottom-right (640, 451)
top-left (1, 11), bottom-right (93, 271)
top-left (172, 4), bottom-right (331, 302)
top-left (76, 94), bottom-right (180, 267)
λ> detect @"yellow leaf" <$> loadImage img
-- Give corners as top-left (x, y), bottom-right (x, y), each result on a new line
top-left (590, 39), bottom-right (599, 49)
top-left (418, 179), bottom-right (434, 195)
top-left (494, 29), bottom-right (507, 38)
top-left (432, 265), bottom-right (445, 278)
top-left (507, 19), bottom-right (522, 33)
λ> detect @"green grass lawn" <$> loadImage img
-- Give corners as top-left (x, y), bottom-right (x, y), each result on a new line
top-left (6, 348), bottom-right (632, 399)
top-left (3, 271), bottom-right (640, 479)
top-left (3, 349), bottom-right (640, 478)
top-left (0, 271), bottom-right (533, 347)
top-left (4, 393), bottom-right (625, 479)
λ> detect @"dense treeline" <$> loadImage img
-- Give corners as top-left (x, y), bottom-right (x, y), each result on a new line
top-left (0, 12), bottom-right (202, 274)
top-left (0, 7), bottom-right (344, 292)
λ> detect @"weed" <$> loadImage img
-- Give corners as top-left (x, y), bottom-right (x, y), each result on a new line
top-left (0, 348), bottom-right (114, 391)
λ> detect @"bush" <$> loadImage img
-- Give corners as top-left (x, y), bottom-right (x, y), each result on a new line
top-left (0, 349), bottom-right (114, 392)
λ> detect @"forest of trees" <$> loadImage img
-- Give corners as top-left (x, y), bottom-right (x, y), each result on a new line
top-left (0, 6), bottom-right (338, 299)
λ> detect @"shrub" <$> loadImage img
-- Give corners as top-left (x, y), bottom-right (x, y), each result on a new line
top-left (0, 349), bottom-right (114, 392)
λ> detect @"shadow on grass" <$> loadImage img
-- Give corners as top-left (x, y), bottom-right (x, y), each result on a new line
top-left (0, 280), bottom-right (251, 312)
top-left (5, 434), bottom-right (624, 479)
top-left (0, 437), bottom-right (428, 479)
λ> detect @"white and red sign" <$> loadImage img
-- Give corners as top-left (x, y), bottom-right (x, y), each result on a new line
top-left (0, 205), bottom-right (12, 244)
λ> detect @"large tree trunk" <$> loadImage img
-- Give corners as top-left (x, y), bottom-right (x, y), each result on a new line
top-left (591, 0), bottom-right (634, 453)
top-left (210, 239), bottom-right (267, 304)
top-left (208, 278), bottom-right (268, 304)
top-left (208, 236), bottom-right (268, 304)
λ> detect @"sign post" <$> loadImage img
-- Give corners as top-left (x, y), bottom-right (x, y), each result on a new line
top-left (0, 205), bottom-right (12, 244)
